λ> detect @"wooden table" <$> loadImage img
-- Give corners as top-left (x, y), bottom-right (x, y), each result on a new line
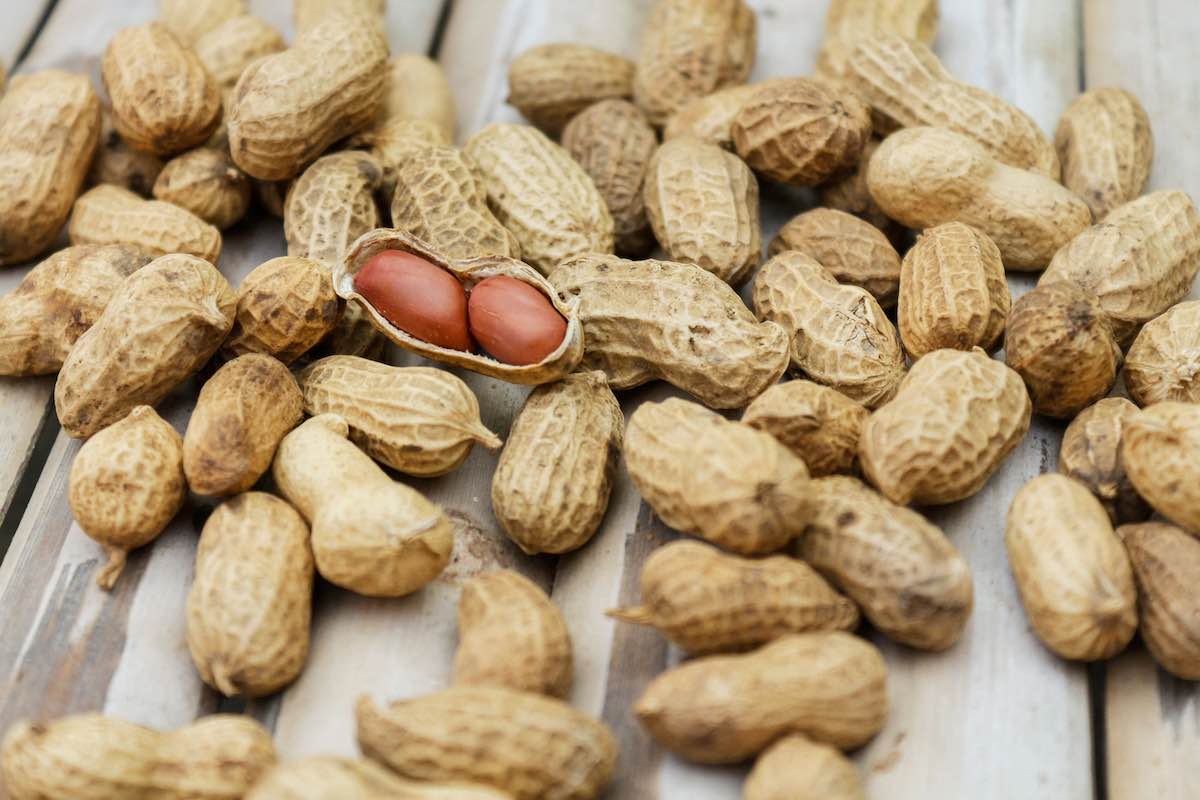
top-left (0, 1), bottom-right (1197, 798)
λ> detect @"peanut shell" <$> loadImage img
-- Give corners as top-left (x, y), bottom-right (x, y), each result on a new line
top-left (223, 256), bottom-right (340, 364)
top-left (1059, 397), bottom-right (1150, 525)
top-left (815, 0), bottom-right (938, 81)
top-left (285, 151), bottom-right (383, 267)
top-left (1124, 299), bottom-right (1200, 405)
top-left (1119, 522), bottom-right (1200, 679)
top-left (1122, 401), bottom-right (1200, 534)
top-left (159, 0), bottom-right (246, 43)
top-left (69, 184), bottom-right (222, 262)
top-left (349, 117), bottom-right (451, 199)
top-left (506, 44), bottom-right (634, 135)
top-left (246, 757), bottom-right (513, 800)
top-left (1055, 87), bottom-right (1153, 220)
top-left (153, 147), bottom-right (251, 230)
top-left (742, 380), bottom-right (867, 477)
top-left (663, 82), bottom-right (778, 148)
top-left (377, 54), bottom-right (457, 139)
top-left (819, 137), bottom-right (897, 233)
top-left (744, 734), bottom-right (865, 800)
top-left (87, 106), bottom-right (164, 196)
top-left (194, 15), bottom-right (285, 90)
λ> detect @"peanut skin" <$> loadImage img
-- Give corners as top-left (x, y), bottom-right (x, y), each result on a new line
top-left (468, 276), bottom-right (568, 366)
top-left (353, 249), bottom-right (473, 352)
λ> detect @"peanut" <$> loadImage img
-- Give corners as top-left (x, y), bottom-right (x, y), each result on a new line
top-left (70, 184), bottom-right (222, 262)
top-left (814, 0), bottom-right (938, 82)
top-left (68, 405), bottom-right (185, 589)
top-left (0, 71), bottom-right (100, 265)
top-left (285, 151), bottom-right (383, 267)
top-left (223, 256), bottom-right (340, 364)
top-left (819, 138), bottom-right (898, 234)
top-left (846, 35), bottom-right (1058, 176)
top-left (1004, 281), bottom-right (1122, 418)
top-left (1119, 522), bottom-right (1200, 680)
top-left (644, 136), bottom-right (761, 284)
top-left (293, 0), bottom-right (385, 37)
top-left (1006, 473), bottom-right (1137, 661)
top-left (0, 244), bottom-right (150, 376)
top-left (193, 15), bottom-right (285, 91)
top-left (159, 0), bottom-right (245, 43)
top-left (731, 78), bottom-right (872, 186)
top-left (183, 354), bottom-right (303, 495)
top-left (187, 492), bottom-right (313, 697)
top-left (798, 475), bottom-right (973, 650)
top-left (1121, 401), bottom-right (1200, 534)
top-left (867, 126), bottom-right (1090, 270)
top-left (506, 44), bottom-right (635, 136)
top-left (296, 355), bottom-right (501, 477)
top-left (469, 276), bottom-right (568, 366)
top-left (153, 147), bottom-right (251, 230)
top-left (753, 250), bottom-right (905, 408)
top-left (624, 397), bottom-right (810, 555)
top-left (272, 414), bottom-right (454, 597)
top-left (635, 632), bottom-right (888, 761)
top-left (897, 221), bottom-right (1009, 358)
top-left (1, 713), bottom-right (275, 800)
top-left (377, 55), bottom-right (457, 140)
top-left (742, 380), bottom-right (868, 477)
top-left (352, 249), bottom-right (472, 351)
top-left (356, 687), bottom-right (617, 800)
top-left (246, 757), bottom-right (514, 800)
top-left (561, 99), bottom-right (657, 256)
top-left (551, 253), bottom-right (789, 408)
top-left (1125, 300), bottom-right (1200, 405)
top-left (1040, 190), bottom-right (1200, 345)
top-left (1055, 87), bottom-right (1153, 220)
top-left (1059, 398), bottom-right (1150, 525)
top-left (227, 13), bottom-right (388, 180)
top-left (491, 371), bottom-right (622, 554)
top-left (464, 123), bottom-right (614, 275)
top-left (769, 207), bottom-right (902, 308)
top-left (859, 348), bottom-right (1031, 505)
top-left (455, 570), bottom-right (572, 697)
top-left (634, 0), bottom-right (756, 126)
top-left (609, 540), bottom-right (859, 654)
top-left (55, 253), bottom-right (235, 439)
top-left (87, 106), bottom-right (164, 195)
top-left (349, 117), bottom-right (451, 199)
top-left (662, 80), bottom-right (786, 148)
top-left (744, 734), bottom-right (865, 800)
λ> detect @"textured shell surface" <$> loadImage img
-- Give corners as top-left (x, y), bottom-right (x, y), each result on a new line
top-left (159, 0), bottom-right (246, 42)
top-left (1059, 397), bottom-right (1150, 525)
top-left (378, 54), bottom-right (457, 139)
top-left (187, 492), bottom-right (313, 697)
top-left (356, 687), bottom-right (617, 800)
top-left (463, 123), bottom-right (614, 275)
top-left (1119, 522), bottom-right (1200, 679)
top-left (506, 43), bottom-right (635, 135)
top-left (633, 0), bottom-right (757, 126)
top-left (634, 632), bottom-right (888, 761)
top-left (285, 151), bottom-right (383, 267)
top-left (69, 184), bottom-right (222, 262)
top-left (1005, 473), bottom-right (1137, 661)
top-left (350, 117), bottom-right (452, 199)
top-left (742, 380), bottom-right (868, 477)
top-left (1123, 299), bottom-right (1200, 405)
top-left (797, 475), bottom-right (973, 650)
top-left (223, 256), bottom-right (340, 364)
top-left (769, 207), bottom-right (902, 307)
top-left (1055, 87), bottom-right (1153, 220)
top-left (0, 244), bottom-right (150, 376)
top-left (455, 570), bottom-right (573, 697)
top-left (194, 15), bottom-right (285, 90)
top-left (0, 70), bottom-right (100, 265)
top-left (153, 147), bottom-right (252, 229)
top-left (1121, 401), bottom-right (1200, 533)
top-left (293, 0), bottom-right (386, 36)
top-left (819, 137), bottom-right (896, 233)
top-left (858, 348), bottom-right (1031, 505)
top-left (643, 136), bottom-right (760, 285)
top-left (743, 734), bottom-right (866, 800)
top-left (1040, 190), bottom-right (1200, 344)
top-left (752, 250), bottom-right (905, 408)
top-left (297, 355), bottom-right (501, 477)
top-left (55, 254), bottom-right (235, 439)
top-left (897, 221), bottom-right (1009, 359)
top-left (245, 757), bottom-right (514, 800)
top-left (815, 0), bottom-right (938, 81)
top-left (731, 78), bottom-right (872, 186)
top-left (491, 371), bottom-right (622, 554)
top-left (623, 397), bottom-right (810, 555)
top-left (87, 106), bottom-right (164, 196)
top-left (609, 540), bottom-right (859, 654)
top-left (663, 81), bottom-right (783, 148)
top-left (551, 253), bottom-right (788, 408)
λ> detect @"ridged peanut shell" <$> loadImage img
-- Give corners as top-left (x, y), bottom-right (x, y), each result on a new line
top-left (769, 207), bottom-right (902, 307)
top-left (70, 184), bottom-right (222, 262)
top-left (297, 355), bottom-right (501, 477)
top-left (87, 106), bottom-right (164, 196)
top-left (633, 0), bottom-right (757, 126)
top-left (1059, 398), bottom-right (1150, 525)
top-left (159, 0), bottom-right (246, 43)
top-left (1040, 190), bottom-right (1200, 344)
top-left (183, 354), bottom-right (303, 495)
top-left (286, 151), bottom-right (383, 267)
top-left (644, 136), bottom-right (760, 284)
top-left (0, 70), bottom-right (100, 265)
top-left (223, 256), bottom-right (340, 363)
top-left (897, 221), bottom-right (1009, 358)
top-left (293, 0), bottom-right (386, 36)
top-left (1, 713), bottom-right (275, 800)
top-left (744, 734), bottom-right (865, 800)
top-left (635, 632), bottom-right (887, 761)
top-left (551, 253), bottom-right (789, 408)
top-left (1006, 473), bottom-right (1137, 660)
top-left (624, 397), bottom-right (810, 555)
top-left (55, 254), bottom-right (235, 438)
top-left (742, 380), bottom-right (867, 477)
top-left (609, 540), bottom-right (859, 654)
top-left (797, 476), bottom-right (972, 649)
top-left (1122, 401), bottom-right (1200, 533)
top-left (753, 251), bottom-right (904, 408)
top-left (815, 0), bottom-right (938, 81)
top-left (68, 405), bottom-right (185, 589)
top-left (662, 81), bottom-right (784, 149)
top-left (194, 15), bottom-right (285, 90)
top-left (245, 757), bottom-right (513, 800)
top-left (455, 570), bottom-right (572, 697)
top-left (1119, 522), bottom-right (1200, 679)
top-left (349, 117), bottom-right (451, 199)
top-left (377, 55), bottom-right (456, 139)
top-left (187, 492), bottom-right (313, 697)
top-left (859, 347), bottom-right (1031, 505)
top-left (273, 414), bottom-right (454, 597)
top-left (153, 147), bottom-right (251, 229)
top-left (102, 23), bottom-right (222, 155)
top-left (506, 44), bottom-right (634, 136)
top-left (1055, 87), bottom-right (1153, 220)
top-left (1125, 300), bottom-right (1200, 405)
top-left (0, 244), bottom-right (150, 376)
top-left (491, 371), bottom-right (622, 554)
top-left (356, 687), bottom-right (617, 800)
top-left (464, 123), bottom-right (614, 275)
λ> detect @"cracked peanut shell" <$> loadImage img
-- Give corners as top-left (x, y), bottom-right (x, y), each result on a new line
top-left (744, 734), bottom-right (865, 800)
top-left (153, 147), bottom-right (251, 230)
top-left (1059, 397), bottom-right (1150, 525)
top-left (506, 43), bottom-right (634, 136)
top-left (1124, 299), bottom-right (1200, 406)
top-left (742, 380), bottom-right (868, 477)
top-left (814, 0), bottom-right (938, 82)
top-left (1121, 401), bottom-right (1200, 534)
top-left (222, 256), bottom-right (340, 364)
top-left (245, 757), bottom-right (513, 800)
top-left (70, 184), bottom-right (222, 262)
top-left (286, 150), bottom-right (384, 267)
top-left (1055, 87), bottom-right (1153, 220)
top-left (1119, 522), bottom-right (1200, 680)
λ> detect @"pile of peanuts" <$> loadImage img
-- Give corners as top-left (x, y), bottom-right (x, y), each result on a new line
top-left (0, 0), bottom-right (1198, 798)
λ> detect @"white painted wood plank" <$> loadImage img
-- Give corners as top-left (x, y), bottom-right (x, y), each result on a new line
top-left (0, 0), bottom-right (52, 74)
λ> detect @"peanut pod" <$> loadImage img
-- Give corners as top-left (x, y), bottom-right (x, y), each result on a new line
top-left (1059, 398), bottom-right (1150, 525)
top-left (377, 54), bottom-right (457, 139)
top-left (1055, 87), bottom-right (1153, 220)
top-left (1119, 522), bottom-right (1200, 680)
top-left (222, 256), bottom-right (340, 364)
top-left (742, 380), bottom-right (868, 477)
top-left (69, 184), bottom-right (222, 263)
top-left (1121, 401), bottom-right (1200, 534)
top-left (285, 150), bottom-right (384, 267)
top-left (1124, 300), bottom-right (1200, 406)
top-left (194, 15), bottom-right (286, 91)
top-left (744, 734), bottom-right (866, 800)
top-left (814, 0), bottom-right (938, 81)
top-left (245, 757), bottom-right (513, 800)
top-left (153, 147), bottom-right (251, 230)
top-left (506, 43), bottom-right (634, 136)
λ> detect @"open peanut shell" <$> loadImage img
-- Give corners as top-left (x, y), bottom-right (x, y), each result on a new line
top-left (333, 228), bottom-right (584, 384)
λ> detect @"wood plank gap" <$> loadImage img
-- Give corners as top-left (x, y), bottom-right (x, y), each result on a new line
top-left (426, 0), bottom-right (456, 57)
top-left (0, 400), bottom-right (58, 563)
top-left (1089, 662), bottom-right (1108, 800)
top-left (7, 0), bottom-right (57, 70)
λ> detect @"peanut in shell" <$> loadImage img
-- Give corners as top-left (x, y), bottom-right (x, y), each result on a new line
top-left (1059, 397), bottom-right (1150, 525)
top-left (663, 81), bottom-right (784, 149)
top-left (1055, 87), bottom-right (1153, 220)
top-left (377, 54), bottom-right (457, 140)
top-left (222, 256), bottom-right (340, 364)
top-left (159, 0), bottom-right (245, 43)
top-left (506, 43), bottom-right (634, 136)
top-left (1123, 299), bottom-right (1200, 406)
top-left (153, 147), bottom-right (252, 230)
top-left (744, 734), bottom-right (865, 800)
top-left (69, 184), bottom-right (222, 263)
top-left (742, 380), bottom-right (867, 477)
top-left (1119, 522), bottom-right (1200, 680)
top-left (194, 15), bottom-right (286, 91)
top-left (285, 150), bottom-right (384, 267)
top-left (245, 757), bottom-right (513, 800)
top-left (814, 0), bottom-right (938, 82)
top-left (1121, 401), bottom-right (1200, 534)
